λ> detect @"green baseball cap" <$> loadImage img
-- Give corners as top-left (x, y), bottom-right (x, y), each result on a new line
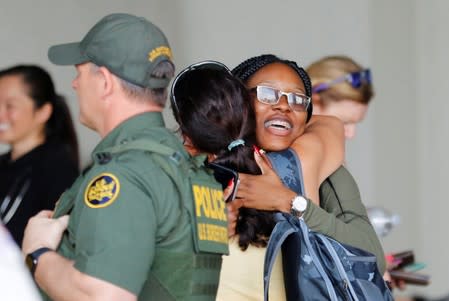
top-left (48, 13), bottom-right (173, 89)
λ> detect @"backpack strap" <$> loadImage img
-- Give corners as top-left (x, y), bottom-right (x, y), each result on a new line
top-left (298, 218), bottom-right (339, 301)
top-left (265, 148), bottom-right (305, 195)
top-left (314, 233), bottom-right (360, 301)
top-left (263, 213), bottom-right (295, 301)
top-left (264, 148), bottom-right (307, 301)
top-left (264, 148), bottom-right (339, 300)
top-left (263, 213), bottom-right (338, 301)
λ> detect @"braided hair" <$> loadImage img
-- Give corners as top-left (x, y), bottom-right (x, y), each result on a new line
top-left (227, 54), bottom-right (314, 250)
top-left (232, 54), bottom-right (313, 122)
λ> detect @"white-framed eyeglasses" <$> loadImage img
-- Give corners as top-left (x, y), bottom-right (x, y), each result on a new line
top-left (250, 85), bottom-right (311, 112)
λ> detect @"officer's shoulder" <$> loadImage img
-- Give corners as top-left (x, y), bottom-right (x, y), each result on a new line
top-left (106, 149), bottom-right (168, 172)
top-left (102, 139), bottom-right (185, 168)
top-left (85, 152), bottom-right (165, 191)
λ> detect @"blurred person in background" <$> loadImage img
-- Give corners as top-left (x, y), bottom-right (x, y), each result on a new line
top-left (0, 65), bottom-right (79, 246)
top-left (307, 56), bottom-right (439, 298)
top-left (307, 55), bottom-right (373, 140)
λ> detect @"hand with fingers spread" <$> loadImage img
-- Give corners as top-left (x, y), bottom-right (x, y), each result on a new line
top-left (22, 210), bottom-right (69, 255)
top-left (237, 148), bottom-right (297, 212)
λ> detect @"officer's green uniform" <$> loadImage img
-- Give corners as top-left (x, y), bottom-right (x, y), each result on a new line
top-left (47, 112), bottom-right (227, 301)
top-left (303, 166), bottom-right (386, 273)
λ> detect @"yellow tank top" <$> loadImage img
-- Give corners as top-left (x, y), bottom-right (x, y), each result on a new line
top-left (216, 237), bottom-right (286, 301)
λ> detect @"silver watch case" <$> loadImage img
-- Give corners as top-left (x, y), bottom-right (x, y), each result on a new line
top-left (291, 195), bottom-right (308, 217)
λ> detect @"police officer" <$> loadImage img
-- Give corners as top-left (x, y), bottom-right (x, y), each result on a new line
top-left (22, 13), bottom-right (228, 301)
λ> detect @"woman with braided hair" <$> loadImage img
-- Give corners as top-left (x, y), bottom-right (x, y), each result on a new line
top-left (223, 54), bottom-right (385, 298)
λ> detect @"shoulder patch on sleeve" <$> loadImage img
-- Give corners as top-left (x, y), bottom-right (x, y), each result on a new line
top-left (84, 173), bottom-right (120, 208)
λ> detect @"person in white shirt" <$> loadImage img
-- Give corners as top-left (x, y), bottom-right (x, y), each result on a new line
top-left (0, 222), bottom-right (41, 300)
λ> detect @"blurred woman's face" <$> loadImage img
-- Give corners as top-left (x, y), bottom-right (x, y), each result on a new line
top-left (313, 98), bottom-right (368, 140)
top-left (246, 62), bottom-right (308, 151)
top-left (0, 75), bottom-right (46, 146)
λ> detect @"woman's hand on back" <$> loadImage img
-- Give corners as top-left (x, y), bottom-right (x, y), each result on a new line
top-left (236, 149), bottom-right (299, 212)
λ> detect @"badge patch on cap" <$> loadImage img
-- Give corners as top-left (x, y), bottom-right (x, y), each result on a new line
top-left (84, 173), bottom-right (120, 208)
top-left (148, 46), bottom-right (172, 62)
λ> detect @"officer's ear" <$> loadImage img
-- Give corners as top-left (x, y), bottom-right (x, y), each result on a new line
top-left (96, 66), bottom-right (115, 99)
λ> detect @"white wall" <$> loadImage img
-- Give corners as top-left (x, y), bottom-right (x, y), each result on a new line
top-left (371, 0), bottom-right (418, 258)
top-left (1, 0), bottom-right (447, 298)
top-left (415, 0), bottom-right (449, 298)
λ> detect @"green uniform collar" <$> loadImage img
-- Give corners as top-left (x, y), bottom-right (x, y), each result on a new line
top-left (92, 112), bottom-right (165, 159)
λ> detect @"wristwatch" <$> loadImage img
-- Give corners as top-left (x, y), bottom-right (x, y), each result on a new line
top-left (25, 247), bottom-right (52, 277)
top-left (290, 195), bottom-right (308, 217)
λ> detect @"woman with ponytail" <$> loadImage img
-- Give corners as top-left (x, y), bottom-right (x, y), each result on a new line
top-left (170, 61), bottom-right (274, 250)
top-left (0, 65), bottom-right (79, 245)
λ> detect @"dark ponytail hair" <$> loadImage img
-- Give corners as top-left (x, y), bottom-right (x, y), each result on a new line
top-left (232, 54), bottom-right (314, 122)
top-left (0, 65), bottom-right (79, 167)
top-left (172, 67), bottom-right (256, 170)
top-left (171, 63), bottom-right (276, 250)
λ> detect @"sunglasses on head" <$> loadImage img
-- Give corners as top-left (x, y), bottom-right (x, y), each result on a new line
top-left (170, 60), bottom-right (232, 116)
top-left (312, 69), bottom-right (372, 93)
top-left (250, 85), bottom-right (311, 112)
